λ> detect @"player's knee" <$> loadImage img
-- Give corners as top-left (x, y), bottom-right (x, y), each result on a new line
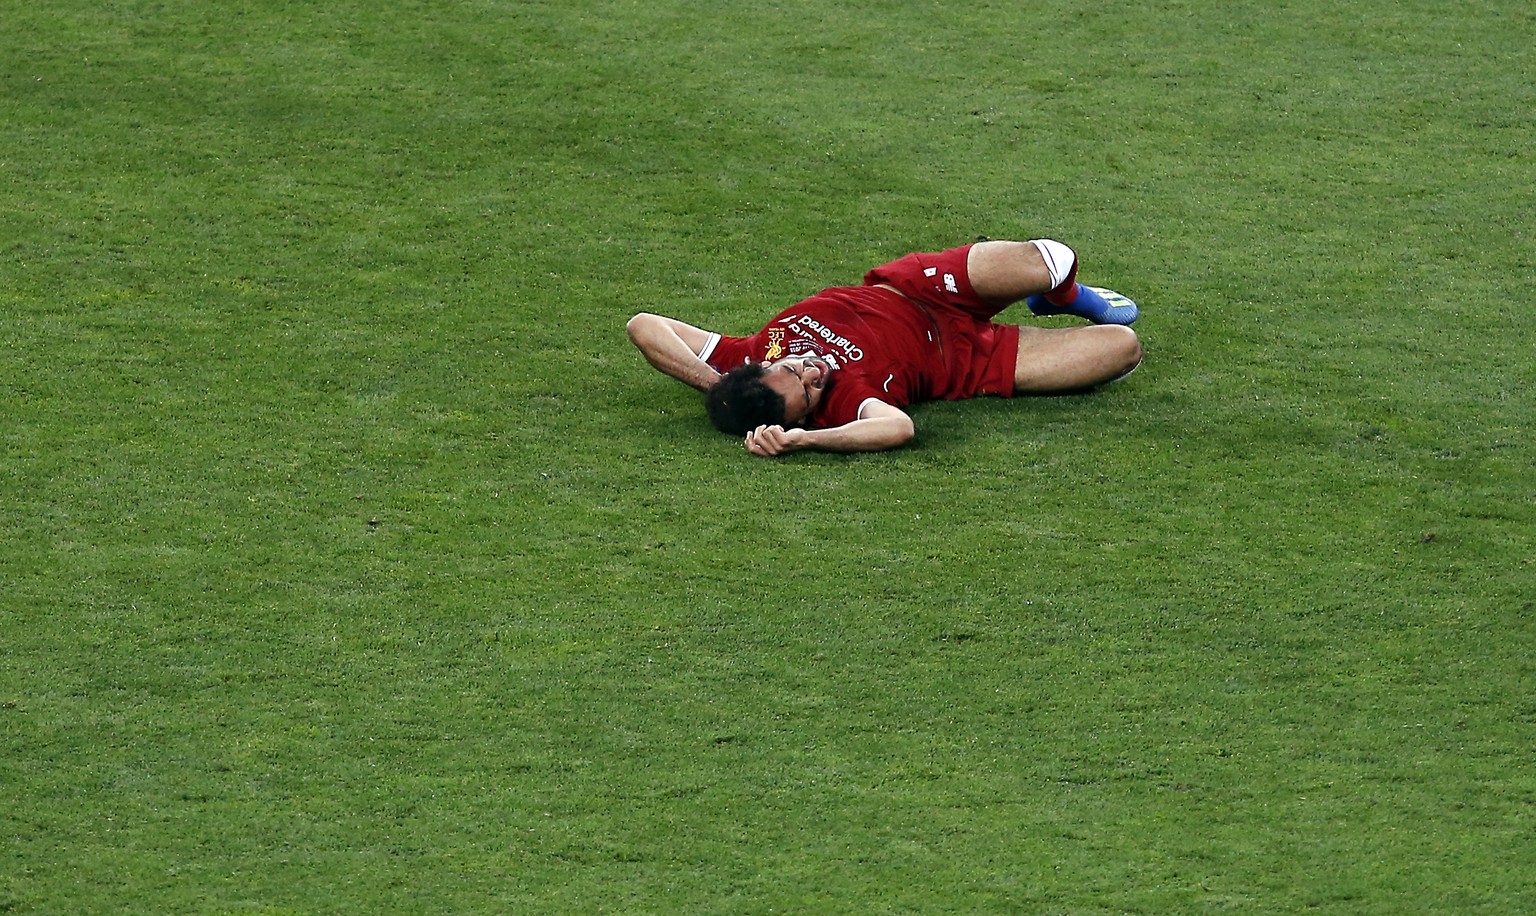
top-left (1107, 326), bottom-right (1143, 381)
top-left (625, 312), bottom-right (655, 343)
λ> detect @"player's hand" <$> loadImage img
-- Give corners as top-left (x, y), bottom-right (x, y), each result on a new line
top-left (744, 424), bottom-right (805, 457)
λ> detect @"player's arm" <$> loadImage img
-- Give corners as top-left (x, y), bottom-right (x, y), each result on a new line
top-left (744, 400), bottom-right (915, 457)
top-left (626, 312), bottom-right (722, 392)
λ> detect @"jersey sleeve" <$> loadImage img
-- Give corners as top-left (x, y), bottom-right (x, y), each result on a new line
top-left (812, 377), bottom-right (893, 429)
top-left (701, 334), bottom-right (756, 372)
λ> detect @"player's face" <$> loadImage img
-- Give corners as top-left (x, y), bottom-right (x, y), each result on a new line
top-left (760, 355), bottom-right (831, 426)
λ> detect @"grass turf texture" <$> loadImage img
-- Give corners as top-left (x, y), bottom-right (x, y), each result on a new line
top-left (3, 0), bottom-right (1533, 911)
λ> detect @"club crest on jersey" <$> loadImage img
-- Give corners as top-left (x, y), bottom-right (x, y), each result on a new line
top-left (764, 327), bottom-right (786, 360)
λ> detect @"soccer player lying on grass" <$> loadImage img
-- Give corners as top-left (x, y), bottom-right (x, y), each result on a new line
top-left (627, 238), bottom-right (1143, 457)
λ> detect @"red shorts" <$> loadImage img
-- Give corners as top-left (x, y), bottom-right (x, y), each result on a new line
top-left (863, 244), bottom-right (1021, 400)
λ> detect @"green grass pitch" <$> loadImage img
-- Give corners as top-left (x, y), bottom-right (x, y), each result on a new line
top-left (3, 0), bottom-right (1533, 911)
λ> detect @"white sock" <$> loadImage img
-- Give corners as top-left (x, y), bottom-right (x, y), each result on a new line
top-left (1029, 239), bottom-right (1076, 290)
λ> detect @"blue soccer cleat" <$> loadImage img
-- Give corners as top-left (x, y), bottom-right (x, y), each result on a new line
top-left (1027, 284), bottom-right (1139, 325)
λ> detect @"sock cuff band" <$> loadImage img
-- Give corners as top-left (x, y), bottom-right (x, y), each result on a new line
top-left (1029, 239), bottom-right (1077, 291)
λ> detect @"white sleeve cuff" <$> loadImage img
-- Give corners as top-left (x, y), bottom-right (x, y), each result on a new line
top-left (856, 397), bottom-right (889, 419)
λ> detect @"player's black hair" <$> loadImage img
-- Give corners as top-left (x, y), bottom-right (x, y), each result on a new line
top-left (704, 363), bottom-right (786, 435)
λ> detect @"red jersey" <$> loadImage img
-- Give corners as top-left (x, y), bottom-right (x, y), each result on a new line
top-left (699, 245), bottom-right (1021, 429)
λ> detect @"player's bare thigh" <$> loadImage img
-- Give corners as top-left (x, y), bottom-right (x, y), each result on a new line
top-left (1013, 325), bottom-right (1143, 393)
top-left (967, 241), bottom-right (1053, 304)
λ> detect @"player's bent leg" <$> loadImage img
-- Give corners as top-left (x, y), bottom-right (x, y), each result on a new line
top-left (967, 241), bottom-right (1057, 304)
top-left (1012, 325), bottom-right (1142, 394)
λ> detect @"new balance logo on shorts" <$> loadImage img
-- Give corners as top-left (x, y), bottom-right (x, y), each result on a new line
top-left (922, 266), bottom-right (959, 293)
